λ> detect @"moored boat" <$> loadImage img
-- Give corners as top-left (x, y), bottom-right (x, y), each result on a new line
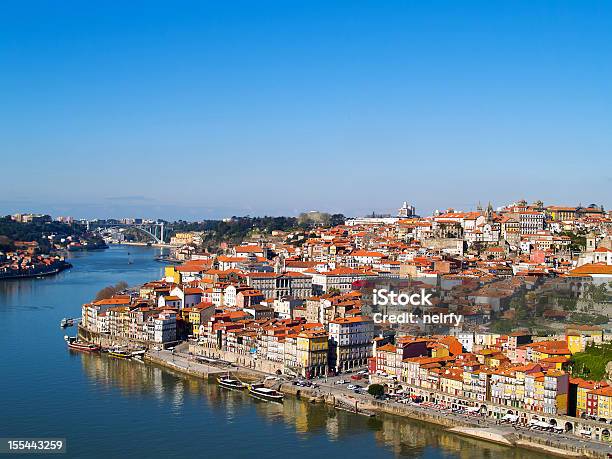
top-left (60, 318), bottom-right (75, 328)
top-left (65, 336), bottom-right (100, 352)
top-left (218, 376), bottom-right (246, 390)
top-left (108, 348), bottom-right (132, 359)
top-left (248, 383), bottom-right (284, 403)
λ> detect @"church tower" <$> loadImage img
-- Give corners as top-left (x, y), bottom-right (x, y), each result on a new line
top-left (486, 202), bottom-right (494, 222)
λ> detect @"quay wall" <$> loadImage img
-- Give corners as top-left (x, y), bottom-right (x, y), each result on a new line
top-left (282, 383), bottom-right (606, 458)
top-left (143, 353), bottom-right (224, 381)
top-left (188, 344), bottom-right (285, 376)
top-left (279, 383), bottom-right (475, 429)
top-left (78, 326), bottom-right (152, 350)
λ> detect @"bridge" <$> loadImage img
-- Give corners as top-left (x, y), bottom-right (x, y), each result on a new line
top-left (90, 221), bottom-right (167, 244)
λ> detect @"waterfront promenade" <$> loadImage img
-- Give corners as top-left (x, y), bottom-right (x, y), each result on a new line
top-left (144, 346), bottom-right (612, 459)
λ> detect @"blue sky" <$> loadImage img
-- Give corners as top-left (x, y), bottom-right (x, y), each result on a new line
top-left (1, 1), bottom-right (611, 220)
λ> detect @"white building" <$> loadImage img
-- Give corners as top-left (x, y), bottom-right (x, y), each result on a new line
top-left (453, 331), bottom-right (475, 353)
top-left (272, 298), bottom-right (303, 319)
top-left (519, 211), bottom-right (545, 234)
top-left (154, 311), bottom-right (177, 343)
top-left (398, 202), bottom-right (416, 218)
top-left (345, 217), bottom-right (399, 226)
top-left (170, 286), bottom-right (203, 309)
top-left (224, 285), bottom-right (238, 307)
top-left (158, 295), bottom-right (182, 309)
top-left (310, 267), bottom-right (371, 295)
top-left (328, 316), bottom-right (374, 372)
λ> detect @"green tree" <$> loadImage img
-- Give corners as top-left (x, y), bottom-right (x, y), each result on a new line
top-left (561, 230), bottom-right (586, 252)
top-left (491, 319), bottom-right (513, 334)
top-left (367, 384), bottom-right (385, 397)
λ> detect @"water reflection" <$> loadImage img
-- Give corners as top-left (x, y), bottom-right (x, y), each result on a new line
top-left (78, 354), bottom-right (554, 459)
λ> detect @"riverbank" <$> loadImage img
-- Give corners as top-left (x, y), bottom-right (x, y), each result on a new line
top-left (142, 347), bottom-right (609, 459)
top-left (0, 261), bottom-right (72, 280)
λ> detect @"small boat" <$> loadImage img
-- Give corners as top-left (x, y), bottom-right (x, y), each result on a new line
top-left (60, 318), bottom-right (75, 328)
top-left (218, 376), bottom-right (247, 390)
top-left (108, 348), bottom-right (132, 359)
top-left (248, 383), bottom-right (284, 403)
top-left (65, 336), bottom-right (100, 352)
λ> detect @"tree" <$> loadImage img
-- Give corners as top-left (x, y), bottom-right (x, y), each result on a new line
top-left (491, 319), bottom-right (513, 334)
top-left (561, 230), bottom-right (586, 252)
top-left (367, 384), bottom-right (385, 397)
top-left (297, 211), bottom-right (331, 227)
top-left (94, 281), bottom-right (129, 301)
top-left (329, 214), bottom-right (346, 226)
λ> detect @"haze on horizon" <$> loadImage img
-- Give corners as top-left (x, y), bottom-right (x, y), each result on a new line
top-left (1, 1), bottom-right (611, 221)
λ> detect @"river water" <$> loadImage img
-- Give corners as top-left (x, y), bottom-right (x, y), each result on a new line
top-left (0, 245), bottom-right (554, 458)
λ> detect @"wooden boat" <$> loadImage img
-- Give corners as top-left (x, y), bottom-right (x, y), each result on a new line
top-left (248, 383), bottom-right (284, 403)
top-left (65, 336), bottom-right (100, 352)
top-left (108, 348), bottom-right (132, 359)
top-left (218, 376), bottom-right (247, 390)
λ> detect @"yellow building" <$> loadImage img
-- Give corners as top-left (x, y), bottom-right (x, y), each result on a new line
top-left (566, 325), bottom-right (604, 354)
top-left (572, 378), bottom-right (604, 417)
top-left (164, 266), bottom-right (182, 284)
top-left (533, 347), bottom-right (571, 362)
top-left (547, 206), bottom-right (577, 221)
top-left (488, 353), bottom-right (510, 368)
top-left (539, 356), bottom-right (568, 371)
top-left (430, 344), bottom-right (450, 358)
top-left (535, 376), bottom-right (545, 410)
top-left (186, 303), bottom-right (214, 338)
top-left (439, 369), bottom-right (464, 396)
top-left (590, 386), bottom-right (612, 421)
top-left (296, 330), bottom-right (328, 378)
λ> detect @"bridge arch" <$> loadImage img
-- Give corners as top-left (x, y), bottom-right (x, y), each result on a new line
top-left (95, 223), bottom-right (166, 244)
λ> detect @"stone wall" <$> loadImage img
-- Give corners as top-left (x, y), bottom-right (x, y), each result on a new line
top-left (78, 325), bottom-right (152, 350)
top-left (188, 344), bottom-right (284, 375)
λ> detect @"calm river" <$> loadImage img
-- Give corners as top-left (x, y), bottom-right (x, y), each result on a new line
top-left (0, 245), bottom-right (554, 458)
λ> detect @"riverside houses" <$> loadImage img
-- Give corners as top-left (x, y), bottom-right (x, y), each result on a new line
top-left (82, 296), bottom-right (179, 344)
top-left (153, 311), bottom-right (177, 343)
top-left (328, 316), bottom-right (374, 372)
top-left (77, 199), bottom-right (612, 440)
top-left (296, 329), bottom-right (328, 378)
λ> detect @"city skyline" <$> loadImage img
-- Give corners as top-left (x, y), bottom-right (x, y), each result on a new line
top-left (2, 1), bottom-right (612, 218)
top-left (4, 198), bottom-right (609, 222)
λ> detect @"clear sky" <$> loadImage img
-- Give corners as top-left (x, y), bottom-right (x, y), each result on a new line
top-left (1, 1), bottom-right (611, 220)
